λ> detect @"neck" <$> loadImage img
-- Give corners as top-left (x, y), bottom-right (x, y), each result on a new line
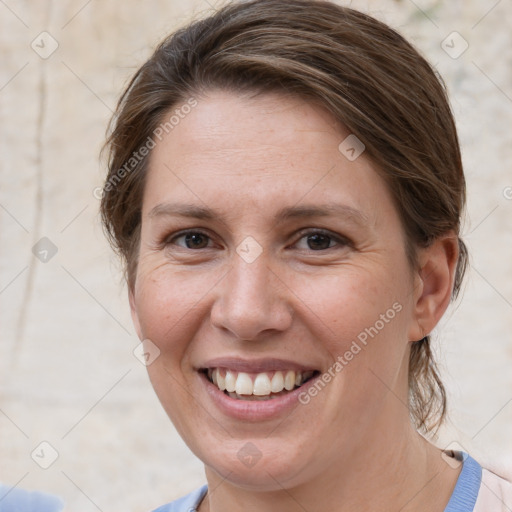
top-left (200, 410), bottom-right (460, 512)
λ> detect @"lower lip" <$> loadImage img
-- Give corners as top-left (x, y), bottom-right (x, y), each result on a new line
top-left (200, 372), bottom-right (318, 421)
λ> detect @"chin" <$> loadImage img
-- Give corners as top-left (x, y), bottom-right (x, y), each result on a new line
top-left (198, 437), bottom-right (315, 491)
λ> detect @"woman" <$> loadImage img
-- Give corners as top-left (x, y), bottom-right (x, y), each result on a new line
top-left (100, 0), bottom-right (511, 510)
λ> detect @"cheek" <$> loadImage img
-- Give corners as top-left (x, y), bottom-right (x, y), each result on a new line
top-left (295, 266), bottom-right (398, 345)
top-left (300, 262), bottom-right (411, 399)
top-left (134, 268), bottom-right (208, 432)
top-left (134, 261), bottom-right (213, 344)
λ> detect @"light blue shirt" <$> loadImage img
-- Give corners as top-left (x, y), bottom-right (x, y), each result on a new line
top-left (150, 451), bottom-right (483, 512)
top-left (0, 483), bottom-right (64, 512)
top-left (444, 451), bottom-right (482, 512)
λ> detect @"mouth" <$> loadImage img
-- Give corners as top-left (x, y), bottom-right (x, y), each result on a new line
top-left (200, 368), bottom-right (321, 401)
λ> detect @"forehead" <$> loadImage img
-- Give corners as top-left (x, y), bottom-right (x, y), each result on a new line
top-left (148, 89), bottom-right (346, 169)
top-left (143, 90), bottom-right (394, 228)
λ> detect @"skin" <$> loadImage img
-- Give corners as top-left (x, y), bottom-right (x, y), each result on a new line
top-left (129, 90), bottom-right (461, 512)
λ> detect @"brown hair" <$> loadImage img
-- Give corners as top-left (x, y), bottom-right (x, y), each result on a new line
top-left (100, 0), bottom-right (468, 434)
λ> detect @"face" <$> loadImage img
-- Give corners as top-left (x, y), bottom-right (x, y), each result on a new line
top-left (130, 90), bottom-right (426, 490)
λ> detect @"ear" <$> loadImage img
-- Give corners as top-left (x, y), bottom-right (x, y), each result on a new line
top-left (129, 286), bottom-right (143, 341)
top-left (407, 232), bottom-right (459, 342)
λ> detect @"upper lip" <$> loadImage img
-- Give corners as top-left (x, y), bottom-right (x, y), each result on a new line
top-left (198, 357), bottom-right (319, 373)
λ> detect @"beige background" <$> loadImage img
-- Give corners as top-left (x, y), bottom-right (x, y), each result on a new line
top-left (1, 0), bottom-right (511, 510)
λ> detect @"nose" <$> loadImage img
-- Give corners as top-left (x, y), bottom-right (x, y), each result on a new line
top-left (210, 252), bottom-right (293, 341)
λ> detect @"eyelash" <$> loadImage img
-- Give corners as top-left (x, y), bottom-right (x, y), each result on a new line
top-left (164, 228), bottom-right (351, 252)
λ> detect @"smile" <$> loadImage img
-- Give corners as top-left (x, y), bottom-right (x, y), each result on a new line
top-left (203, 368), bottom-right (319, 401)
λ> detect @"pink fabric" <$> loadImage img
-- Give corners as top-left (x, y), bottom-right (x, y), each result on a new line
top-left (474, 466), bottom-right (512, 511)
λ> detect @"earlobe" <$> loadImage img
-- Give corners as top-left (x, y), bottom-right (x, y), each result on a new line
top-left (407, 232), bottom-right (459, 342)
top-left (129, 287), bottom-right (143, 340)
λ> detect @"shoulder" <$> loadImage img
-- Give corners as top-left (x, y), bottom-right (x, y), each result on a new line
top-left (441, 451), bottom-right (512, 512)
top-left (474, 460), bottom-right (512, 512)
top-left (150, 485), bottom-right (208, 512)
top-left (0, 483), bottom-right (64, 512)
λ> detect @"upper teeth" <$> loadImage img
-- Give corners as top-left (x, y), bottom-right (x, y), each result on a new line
top-left (208, 368), bottom-right (313, 396)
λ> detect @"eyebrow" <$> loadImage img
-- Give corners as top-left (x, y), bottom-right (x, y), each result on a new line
top-left (148, 202), bottom-right (368, 226)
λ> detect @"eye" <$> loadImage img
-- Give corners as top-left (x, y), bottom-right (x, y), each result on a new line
top-left (166, 230), bottom-right (213, 250)
top-left (163, 228), bottom-right (350, 252)
top-left (293, 229), bottom-right (350, 251)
